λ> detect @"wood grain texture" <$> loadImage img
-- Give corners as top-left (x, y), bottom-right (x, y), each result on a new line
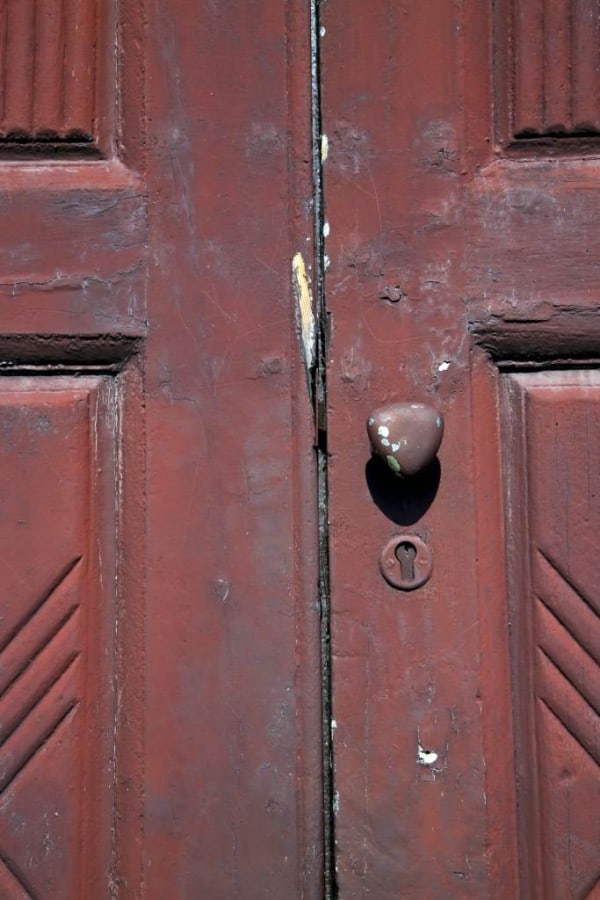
top-left (505, 372), bottom-right (600, 899)
top-left (496, 0), bottom-right (600, 145)
top-left (0, 0), bottom-right (102, 148)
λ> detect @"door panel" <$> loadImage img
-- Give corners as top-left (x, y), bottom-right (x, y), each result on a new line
top-left (0, 0), bottom-right (107, 151)
top-left (0, 1), bottom-right (321, 897)
top-left (321, 1), bottom-right (600, 896)
top-left (503, 372), bottom-right (600, 899)
top-left (0, 379), bottom-right (114, 898)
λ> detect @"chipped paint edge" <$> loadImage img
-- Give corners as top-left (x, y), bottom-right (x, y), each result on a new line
top-left (292, 252), bottom-right (316, 376)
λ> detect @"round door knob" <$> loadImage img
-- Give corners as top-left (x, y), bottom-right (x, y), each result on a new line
top-left (366, 402), bottom-right (444, 477)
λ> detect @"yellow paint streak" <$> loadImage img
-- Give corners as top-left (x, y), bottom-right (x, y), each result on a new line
top-left (292, 252), bottom-right (315, 372)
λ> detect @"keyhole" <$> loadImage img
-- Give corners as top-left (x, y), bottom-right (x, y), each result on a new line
top-left (379, 534), bottom-right (432, 590)
top-left (395, 541), bottom-right (416, 582)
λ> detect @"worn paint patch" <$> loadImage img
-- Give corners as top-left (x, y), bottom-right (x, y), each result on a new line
top-left (321, 134), bottom-right (329, 162)
top-left (292, 252), bottom-right (315, 374)
top-left (386, 455), bottom-right (401, 474)
top-left (417, 744), bottom-right (439, 766)
top-left (332, 790), bottom-right (340, 814)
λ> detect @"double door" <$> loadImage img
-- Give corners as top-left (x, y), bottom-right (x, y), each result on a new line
top-left (0, 1), bottom-right (597, 897)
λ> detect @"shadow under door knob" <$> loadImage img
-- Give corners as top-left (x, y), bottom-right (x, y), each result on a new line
top-left (366, 402), bottom-right (444, 477)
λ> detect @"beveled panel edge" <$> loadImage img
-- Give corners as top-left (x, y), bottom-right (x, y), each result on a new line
top-left (0, 333), bottom-right (144, 372)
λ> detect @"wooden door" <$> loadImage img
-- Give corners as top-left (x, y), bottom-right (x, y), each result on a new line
top-left (321, 2), bottom-right (600, 897)
top-left (4, 2), bottom-right (600, 898)
top-left (0, 1), bottom-right (322, 897)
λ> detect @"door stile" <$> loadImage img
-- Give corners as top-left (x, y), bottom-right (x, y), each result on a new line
top-left (142, 1), bottom-right (324, 894)
top-left (470, 348), bottom-right (523, 896)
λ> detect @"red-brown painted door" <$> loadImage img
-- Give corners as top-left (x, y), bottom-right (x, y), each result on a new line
top-left (321, 2), bottom-right (600, 897)
top-left (0, 2), bottom-right (322, 897)
top-left (4, 3), bottom-right (600, 898)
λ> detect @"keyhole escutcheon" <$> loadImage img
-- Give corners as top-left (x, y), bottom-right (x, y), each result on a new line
top-left (379, 534), bottom-right (433, 590)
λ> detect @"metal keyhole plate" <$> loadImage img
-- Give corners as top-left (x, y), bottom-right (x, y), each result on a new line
top-left (379, 534), bottom-right (433, 590)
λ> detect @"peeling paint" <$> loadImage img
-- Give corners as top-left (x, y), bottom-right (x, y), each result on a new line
top-left (321, 134), bottom-right (329, 162)
top-left (323, 221), bottom-right (330, 238)
top-left (386, 455), bottom-right (401, 474)
top-left (292, 252), bottom-right (315, 374)
top-left (417, 744), bottom-right (439, 766)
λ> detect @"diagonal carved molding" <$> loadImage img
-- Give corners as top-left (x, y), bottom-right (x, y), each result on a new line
top-left (0, 849), bottom-right (36, 899)
top-left (536, 547), bottom-right (600, 619)
top-left (0, 558), bottom-right (83, 897)
top-left (534, 549), bottom-right (599, 765)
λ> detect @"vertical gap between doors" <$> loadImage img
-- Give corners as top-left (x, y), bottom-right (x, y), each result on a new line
top-left (310, 3), bottom-right (336, 897)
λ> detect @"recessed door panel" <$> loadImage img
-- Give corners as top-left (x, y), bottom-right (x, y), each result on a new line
top-left (504, 371), bottom-right (600, 899)
top-left (0, 377), bottom-right (118, 897)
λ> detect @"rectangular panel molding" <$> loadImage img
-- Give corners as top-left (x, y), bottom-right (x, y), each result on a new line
top-left (504, 371), bottom-right (600, 899)
top-left (0, 375), bottom-right (124, 896)
top-left (0, 0), bottom-right (104, 152)
top-left (495, 0), bottom-right (600, 147)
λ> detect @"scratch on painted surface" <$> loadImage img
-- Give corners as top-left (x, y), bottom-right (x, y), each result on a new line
top-left (292, 252), bottom-right (315, 375)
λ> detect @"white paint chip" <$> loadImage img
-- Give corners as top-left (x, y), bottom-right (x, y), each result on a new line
top-left (377, 425), bottom-right (389, 437)
top-left (381, 438), bottom-right (390, 447)
top-left (391, 442), bottom-right (400, 452)
top-left (323, 221), bottom-right (330, 238)
top-left (321, 134), bottom-right (329, 163)
top-left (324, 254), bottom-right (331, 270)
top-left (417, 744), bottom-right (439, 766)
top-left (438, 361), bottom-right (451, 372)
top-left (320, 25), bottom-right (326, 37)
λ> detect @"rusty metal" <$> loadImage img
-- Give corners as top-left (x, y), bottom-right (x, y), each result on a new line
top-left (379, 534), bottom-right (433, 590)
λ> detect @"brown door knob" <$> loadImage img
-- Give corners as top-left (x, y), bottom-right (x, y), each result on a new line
top-left (367, 402), bottom-right (444, 477)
